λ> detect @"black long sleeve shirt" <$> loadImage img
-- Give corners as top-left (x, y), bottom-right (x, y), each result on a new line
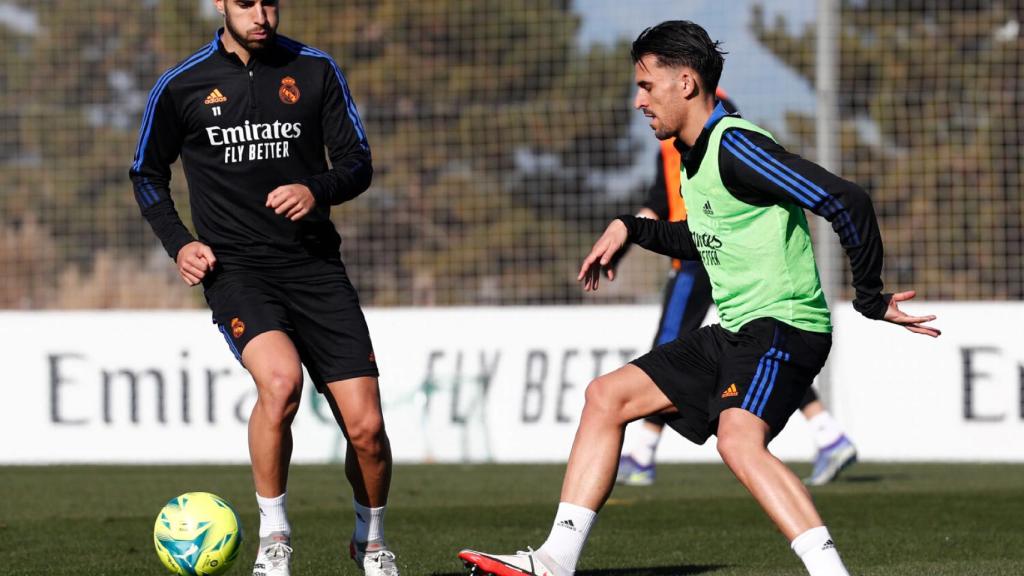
top-left (621, 105), bottom-right (890, 320)
top-left (129, 31), bottom-right (372, 268)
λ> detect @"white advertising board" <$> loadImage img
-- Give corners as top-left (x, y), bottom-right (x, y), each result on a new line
top-left (0, 303), bottom-right (1019, 464)
top-left (828, 302), bottom-right (1024, 461)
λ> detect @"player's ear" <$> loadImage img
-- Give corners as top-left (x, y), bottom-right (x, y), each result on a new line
top-left (214, 0), bottom-right (225, 16)
top-left (679, 71), bottom-right (697, 98)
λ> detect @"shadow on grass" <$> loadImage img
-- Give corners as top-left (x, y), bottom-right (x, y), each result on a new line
top-left (579, 566), bottom-right (727, 575)
top-left (839, 474), bottom-right (892, 483)
top-left (433, 565), bottom-right (727, 576)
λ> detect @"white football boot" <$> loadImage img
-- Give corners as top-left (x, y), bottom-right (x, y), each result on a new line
top-left (458, 547), bottom-right (567, 576)
top-left (252, 532), bottom-right (292, 576)
top-left (350, 539), bottom-right (400, 576)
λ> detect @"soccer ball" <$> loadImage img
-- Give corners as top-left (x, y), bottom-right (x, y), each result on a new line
top-left (153, 492), bottom-right (243, 576)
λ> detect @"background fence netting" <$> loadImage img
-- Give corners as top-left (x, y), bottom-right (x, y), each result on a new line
top-left (0, 1), bottom-right (1020, 309)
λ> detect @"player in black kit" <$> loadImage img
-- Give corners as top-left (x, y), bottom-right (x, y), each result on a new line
top-left (129, 2), bottom-right (398, 575)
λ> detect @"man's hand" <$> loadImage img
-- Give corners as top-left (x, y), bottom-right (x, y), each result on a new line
top-left (883, 290), bottom-right (940, 337)
top-left (266, 184), bottom-right (315, 221)
top-left (176, 241), bottom-right (216, 286)
top-left (578, 219), bottom-right (629, 292)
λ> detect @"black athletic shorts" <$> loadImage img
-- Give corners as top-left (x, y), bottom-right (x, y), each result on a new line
top-left (632, 317), bottom-right (831, 445)
top-left (645, 261), bottom-right (713, 427)
top-left (203, 259), bottom-right (378, 392)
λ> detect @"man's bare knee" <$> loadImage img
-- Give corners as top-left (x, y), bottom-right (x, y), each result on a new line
top-left (583, 376), bottom-right (625, 419)
top-left (256, 370), bottom-right (303, 424)
top-left (346, 412), bottom-right (387, 456)
top-left (716, 432), bottom-right (745, 461)
top-left (717, 423), bottom-right (769, 472)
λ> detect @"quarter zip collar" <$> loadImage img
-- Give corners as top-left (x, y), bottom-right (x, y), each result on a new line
top-left (214, 27), bottom-right (276, 69)
top-left (677, 101), bottom-right (739, 177)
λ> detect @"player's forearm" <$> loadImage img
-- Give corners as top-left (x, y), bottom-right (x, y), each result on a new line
top-left (617, 215), bottom-right (699, 260)
top-left (297, 150), bottom-right (373, 206)
top-left (804, 176), bottom-right (889, 318)
top-left (835, 186), bottom-right (890, 319)
top-left (140, 199), bottom-right (196, 260)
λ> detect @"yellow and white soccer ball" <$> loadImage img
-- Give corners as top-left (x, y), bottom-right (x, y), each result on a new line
top-left (153, 492), bottom-right (243, 576)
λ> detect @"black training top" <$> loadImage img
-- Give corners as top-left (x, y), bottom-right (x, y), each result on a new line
top-left (129, 30), bottom-right (372, 268)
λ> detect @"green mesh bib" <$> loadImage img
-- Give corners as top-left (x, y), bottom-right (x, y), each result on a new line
top-left (680, 117), bottom-right (831, 333)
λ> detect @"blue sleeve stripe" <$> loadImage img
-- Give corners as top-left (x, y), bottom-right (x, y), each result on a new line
top-left (722, 136), bottom-right (817, 208)
top-left (818, 196), bottom-right (841, 219)
top-left (137, 177), bottom-right (160, 208)
top-left (729, 131), bottom-right (829, 204)
top-left (301, 48), bottom-right (370, 150)
top-left (135, 178), bottom-right (151, 208)
top-left (277, 36), bottom-right (369, 152)
top-left (723, 134), bottom-right (862, 246)
top-left (144, 179), bottom-right (155, 206)
top-left (145, 180), bottom-right (161, 208)
top-left (815, 190), bottom-right (861, 245)
top-left (723, 132), bottom-right (821, 208)
top-left (835, 212), bottom-right (861, 245)
top-left (132, 42), bottom-right (217, 172)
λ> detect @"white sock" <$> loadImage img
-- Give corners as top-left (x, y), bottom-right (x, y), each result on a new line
top-left (256, 492), bottom-right (290, 538)
top-left (627, 423), bottom-right (662, 467)
top-left (353, 499), bottom-right (386, 544)
top-left (791, 526), bottom-right (850, 576)
top-left (537, 502), bottom-right (597, 574)
top-left (807, 412), bottom-right (845, 451)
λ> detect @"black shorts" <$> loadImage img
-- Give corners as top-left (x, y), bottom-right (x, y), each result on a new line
top-left (645, 261), bottom-right (713, 427)
top-left (632, 317), bottom-right (831, 445)
top-left (203, 259), bottom-right (378, 392)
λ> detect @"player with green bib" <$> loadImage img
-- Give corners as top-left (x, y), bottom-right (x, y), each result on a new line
top-left (459, 20), bottom-right (940, 576)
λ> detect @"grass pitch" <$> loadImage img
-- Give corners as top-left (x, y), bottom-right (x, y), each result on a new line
top-left (2, 463), bottom-right (1021, 575)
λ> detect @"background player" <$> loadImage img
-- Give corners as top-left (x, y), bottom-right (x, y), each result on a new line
top-left (616, 92), bottom-right (857, 487)
top-left (130, 1), bottom-right (399, 574)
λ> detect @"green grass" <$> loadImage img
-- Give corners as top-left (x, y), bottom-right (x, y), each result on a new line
top-left (1, 463), bottom-right (1022, 575)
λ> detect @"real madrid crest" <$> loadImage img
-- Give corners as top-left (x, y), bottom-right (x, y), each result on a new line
top-left (230, 317), bottom-right (246, 339)
top-left (279, 76), bottom-right (300, 104)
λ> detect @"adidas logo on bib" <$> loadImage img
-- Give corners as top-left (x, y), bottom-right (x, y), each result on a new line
top-left (703, 201), bottom-right (714, 216)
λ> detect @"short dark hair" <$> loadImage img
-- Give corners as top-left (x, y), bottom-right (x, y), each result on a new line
top-left (631, 21), bottom-right (726, 94)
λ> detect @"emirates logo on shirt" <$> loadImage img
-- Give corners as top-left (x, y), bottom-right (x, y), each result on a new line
top-left (691, 230), bottom-right (723, 266)
top-left (206, 120), bottom-right (303, 164)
